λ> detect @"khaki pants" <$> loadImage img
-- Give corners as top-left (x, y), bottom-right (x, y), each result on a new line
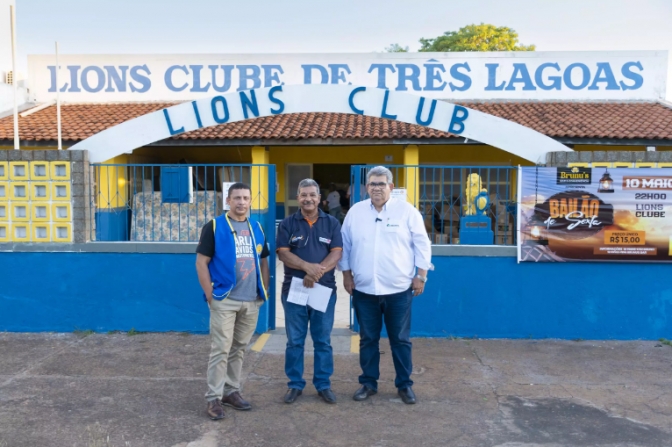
top-left (205, 298), bottom-right (261, 401)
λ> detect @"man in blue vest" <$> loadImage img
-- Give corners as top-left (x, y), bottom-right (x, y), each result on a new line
top-left (196, 182), bottom-right (270, 420)
top-left (277, 178), bottom-right (343, 404)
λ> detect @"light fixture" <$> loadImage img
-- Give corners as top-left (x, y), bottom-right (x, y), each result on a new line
top-left (525, 212), bottom-right (548, 246)
top-left (597, 169), bottom-right (614, 193)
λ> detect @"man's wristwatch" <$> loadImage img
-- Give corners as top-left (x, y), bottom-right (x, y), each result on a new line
top-left (415, 274), bottom-right (427, 283)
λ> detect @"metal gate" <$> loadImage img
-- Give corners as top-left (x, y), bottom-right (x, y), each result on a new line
top-left (90, 163), bottom-right (277, 333)
top-left (348, 164), bottom-right (518, 331)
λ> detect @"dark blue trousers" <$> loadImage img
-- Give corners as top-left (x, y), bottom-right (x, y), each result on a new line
top-left (282, 291), bottom-right (337, 391)
top-left (352, 288), bottom-right (413, 390)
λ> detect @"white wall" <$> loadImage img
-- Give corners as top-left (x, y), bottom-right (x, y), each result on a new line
top-left (27, 51), bottom-right (669, 103)
top-left (0, 83), bottom-right (28, 114)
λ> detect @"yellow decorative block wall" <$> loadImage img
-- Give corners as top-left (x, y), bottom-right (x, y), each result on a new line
top-left (31, 162), bottom-right (50, 180)
top-left (0, 222), bottom-right (8, 242)
top-left (9, 162), bottom-right (29, 181)
top-left (52, 223), bottom-right (72, 242)
top-left (2, 161), bottom-right (73, 242)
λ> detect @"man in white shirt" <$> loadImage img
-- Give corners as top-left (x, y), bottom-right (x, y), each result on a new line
top-left (338, 166), bottom-right (432, 405)
top-left (323, 183), bottom-right (342, 218)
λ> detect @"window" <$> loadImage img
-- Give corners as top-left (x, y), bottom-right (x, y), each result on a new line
top-left (160, 167), bottom-right (193, 204)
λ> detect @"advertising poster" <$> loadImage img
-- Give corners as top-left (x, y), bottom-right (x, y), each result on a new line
top-left (518, 166), bottom-right (672, 263)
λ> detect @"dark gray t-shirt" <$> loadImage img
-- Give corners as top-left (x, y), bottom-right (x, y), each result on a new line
top-left (228, 219), bottom-right (258, 302)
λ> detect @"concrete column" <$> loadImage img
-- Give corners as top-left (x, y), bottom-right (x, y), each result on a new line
top-left (403, 144), bottom-right (419, 206)
top-left (250, 146), bottom-right (269, 210)
top-left (71, 150), bottom-right (90, 243)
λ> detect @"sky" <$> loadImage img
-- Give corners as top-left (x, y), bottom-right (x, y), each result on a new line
top-left (1, 0), bottom-right (671, 98)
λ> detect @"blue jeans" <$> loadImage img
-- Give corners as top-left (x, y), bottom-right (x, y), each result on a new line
top-left (352, 288), bottom-right (413, 391)
top-left (282, 291), bottom-right (337, 391)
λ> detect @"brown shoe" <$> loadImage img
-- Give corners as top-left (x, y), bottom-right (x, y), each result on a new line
top-left (206, 399), bottom-right (225, 420)
top-left (221, 391), bottom-right (252, 411)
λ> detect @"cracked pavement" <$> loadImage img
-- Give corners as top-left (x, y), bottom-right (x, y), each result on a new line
top-left (0, 333), bottom-right (671, 447)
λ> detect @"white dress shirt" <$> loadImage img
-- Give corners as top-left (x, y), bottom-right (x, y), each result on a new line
top-left (339, 198), bottom-right (432, 295)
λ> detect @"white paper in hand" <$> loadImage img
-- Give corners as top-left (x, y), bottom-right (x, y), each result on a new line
top-left (306, 283), bottom-right (332, 313)
top-left (287, 277), bottom-right (309, 306)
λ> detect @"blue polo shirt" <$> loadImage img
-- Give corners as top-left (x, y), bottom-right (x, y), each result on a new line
top-left (277, 209), bottom-right (343, 295)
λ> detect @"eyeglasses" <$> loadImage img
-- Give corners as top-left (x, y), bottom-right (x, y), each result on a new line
top-left (367, 182), bottom-right (388, 189)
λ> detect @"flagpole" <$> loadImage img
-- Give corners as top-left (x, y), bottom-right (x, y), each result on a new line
top-left (10, 4), bottom-right (19, 150)
top-left (55, 42), bottom-right (62, 150)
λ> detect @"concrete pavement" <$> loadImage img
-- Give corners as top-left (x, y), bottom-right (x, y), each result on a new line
top-left (1, 332), bottom-right (671, 447)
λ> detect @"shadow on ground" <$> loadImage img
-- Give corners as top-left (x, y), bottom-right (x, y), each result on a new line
top-left (1, 333), bottom-right (671, 447)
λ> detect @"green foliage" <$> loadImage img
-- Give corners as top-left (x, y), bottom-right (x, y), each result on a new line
top-left (659, 338), bottom-right (672, 347)
top-left (419, 23), bottom-right (535, 52)
top-left (74, 328), bottom-right (94, 338)
top-left (385, 43), bottom-right (409, 53)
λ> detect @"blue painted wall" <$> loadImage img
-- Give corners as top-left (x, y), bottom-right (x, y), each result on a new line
top-left (1, 252), bottom-right (671, 339)
top-left (414, 256), bottom-right (672, 339)
top-left (0, 252), bottom-right (267, 334)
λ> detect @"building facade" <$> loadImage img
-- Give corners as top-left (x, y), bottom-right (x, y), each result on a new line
top-left (1, 52), bottom-right (670, 220)
top-left (1, 51), bottom-right (672, 338)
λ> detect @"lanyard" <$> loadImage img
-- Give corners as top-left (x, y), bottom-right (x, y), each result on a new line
top-left (223, 213), bottom-right (268, 300)
top-left (224, 212), bottom-right (253, 248)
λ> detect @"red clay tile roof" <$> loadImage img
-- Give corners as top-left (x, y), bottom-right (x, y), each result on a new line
top-left (1, 101), bottom-right (672, 143)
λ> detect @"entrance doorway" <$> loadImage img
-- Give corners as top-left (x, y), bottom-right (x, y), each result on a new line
top-left (284, 163), bottom-right (352, 217)
top-left (276, 162), bottom-right (354, 331)
top-left (314, 164), bottom-right (351, 219)
top-left (313, 164), bottom-right (350, 193)
top-left (284, 163), bottom-right (313, 216)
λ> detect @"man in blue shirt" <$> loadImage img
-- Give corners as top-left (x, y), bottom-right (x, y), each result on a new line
top-left (196, 183), bottom-right (270, 420)
top-left (277, 178), bottom-right (343, 404)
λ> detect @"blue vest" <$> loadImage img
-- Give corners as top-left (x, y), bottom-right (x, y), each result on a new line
top-left (208, 214), bottom-right (268, 301)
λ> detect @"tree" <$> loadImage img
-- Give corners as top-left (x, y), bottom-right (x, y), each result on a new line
top-left (385, 43), bottom-right (409, 53)
top-left (419, 23), bottom-right (535, 52)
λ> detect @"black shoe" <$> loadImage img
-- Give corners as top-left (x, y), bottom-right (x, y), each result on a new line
top-left (317, 388), bottom-right (337, 404)
top-left (353, 385), bottom-right (377, 401)
top-left (221, 391), bottom-right (252, 411)
top-left (206, 399), bottom-right (225, 420)
top-left (284, 388), bottom-right (302, 404)
top-left (398, 387), bottom-right (417, 405)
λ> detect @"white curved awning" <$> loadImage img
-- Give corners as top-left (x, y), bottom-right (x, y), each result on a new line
top-left (70, 84), bottom-right (572, 163)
